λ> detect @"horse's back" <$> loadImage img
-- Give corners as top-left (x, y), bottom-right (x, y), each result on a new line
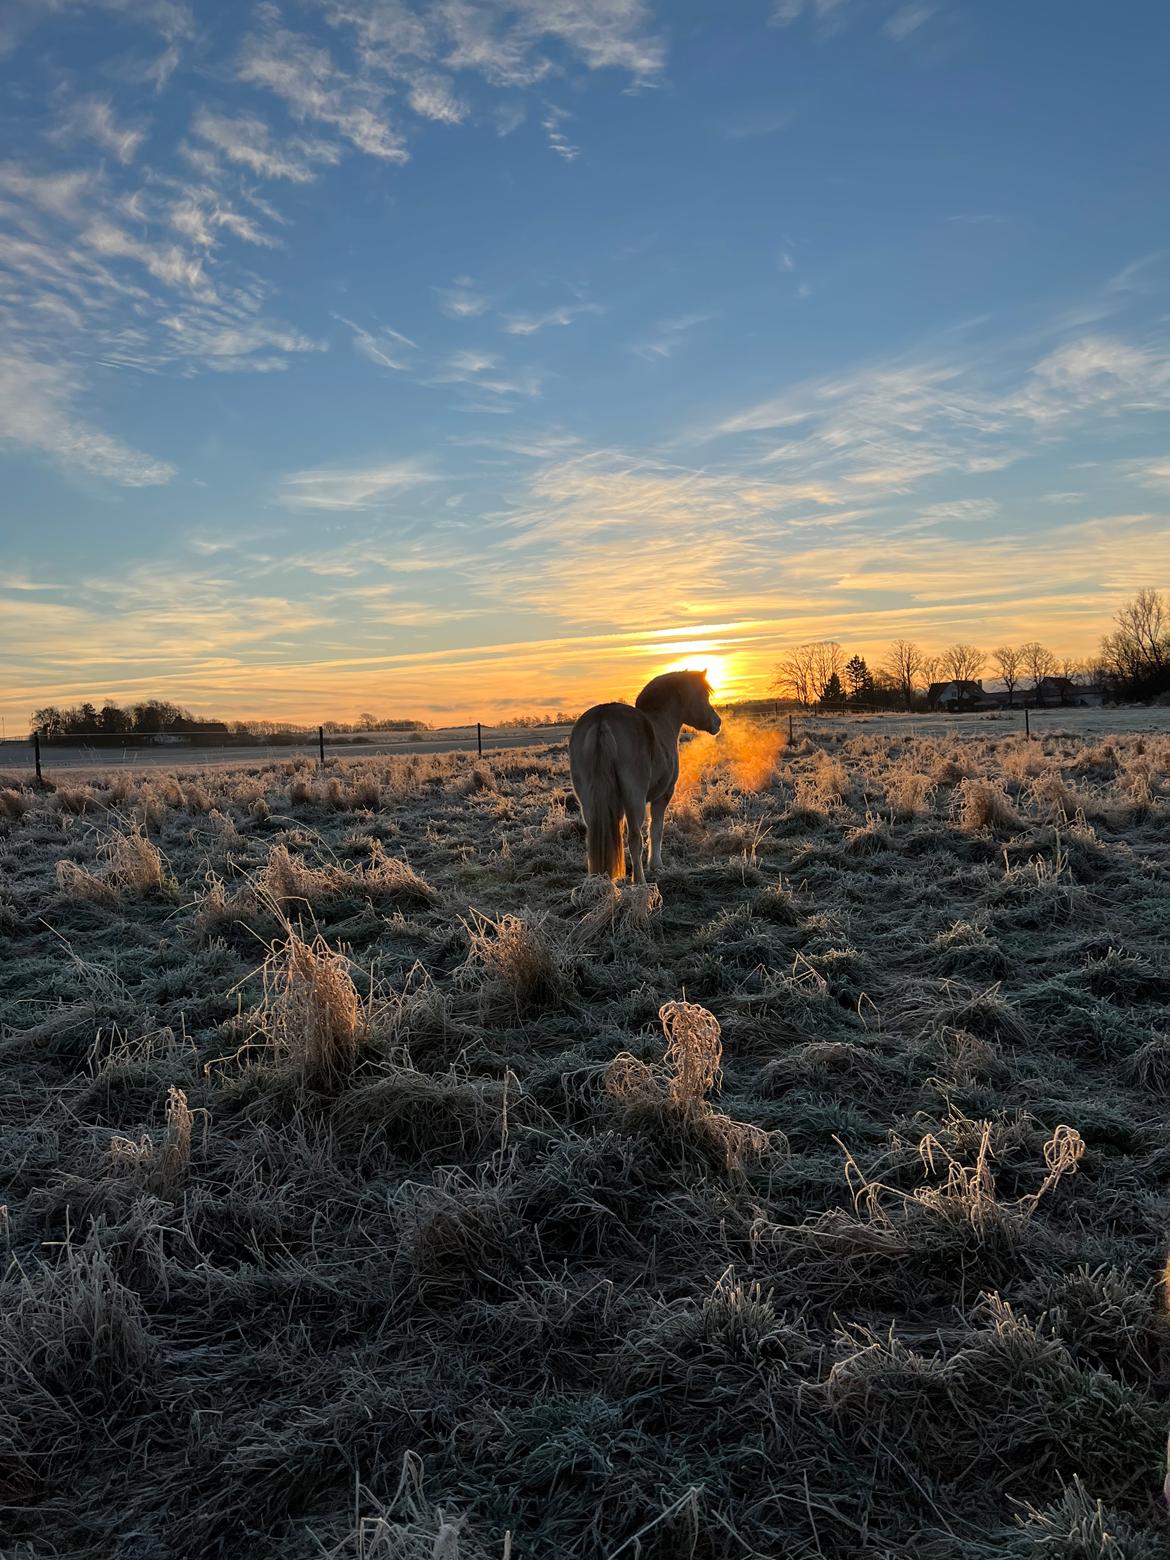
top-left (570, 703), bottom-right (653, 797)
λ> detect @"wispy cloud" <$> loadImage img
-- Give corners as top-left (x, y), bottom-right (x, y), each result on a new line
top-left (723, 109), bottom-right (796, 140)
top-left (1010, 336), bottom-right (1170, 425)
top-left (278, 460), bottom-right (437, 510)
top-left (1121, 457), bottom-right (1170, 493)
top-left (885, 4), bottom-right (935, 41)
top-left (51, 96), bottom-right (148, 164)
top-left (406, 73), bottom-right (467, 125)
top-left (338, 315), bottom-right (418, 370)
top-left (542, 104), bottom-right (579, 161)
top-left (633, 313), bottom-right (712, 361)
top-left (431, 350), bottom-right (544, 401)
top-left (502, 302), bottom-right (599, 335)
top-left (0, 351), bottom-right (174, 485)
top-left (710, 331), bottom-right (1170, 498)
top-left (238, 13), bottom-right (408, 163)
top-left (190, 108), bottom-right (340, 183)
top-left (435, 280), bottom-right (489, 318)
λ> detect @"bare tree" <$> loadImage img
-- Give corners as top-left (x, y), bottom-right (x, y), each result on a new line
top-left (809, 641), bottom-right (844, 704)
top-left (773, 642), bottom-right (844, 710)
top-left (991, 645), bottom-right (1022, 708)
top-left (774, 645), bottom-right (812, 708)
top-left (1020, 640), bottom-right (1057, 705)
top-left (1115, 587), bottom-right (1168, 670)
top-left (1099, 588), bottom-right (1170, 699)
top-left (883, 639), bottom-right (924, 712)
top-left (941, 643), bottom-right (985, 684)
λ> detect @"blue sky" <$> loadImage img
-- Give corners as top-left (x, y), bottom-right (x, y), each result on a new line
top-left (1, 0), bottom-right (1168, 725)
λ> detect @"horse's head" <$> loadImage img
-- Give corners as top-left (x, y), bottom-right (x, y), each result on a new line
top-left (637, 669), bottom-right (721, 733)
top-left (690, 670), bottom-right (722, 734)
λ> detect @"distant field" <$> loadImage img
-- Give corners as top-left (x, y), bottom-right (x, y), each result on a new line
top-left (807, 704), bottom-right (1170, 741)
top-left (0, 723), bottom-right (576, 777)
top-left (2, 720), bottom-right (1170, 1555)
top-left (6, 705), bottom-right (1169, 781)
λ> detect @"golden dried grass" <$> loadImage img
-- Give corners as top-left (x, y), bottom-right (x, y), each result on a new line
top-left (605, 1000), bottom-right (771, 1170)
top-left (257, 927), bottom-right (364, 1085)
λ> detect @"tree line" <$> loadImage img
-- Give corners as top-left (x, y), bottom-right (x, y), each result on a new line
top-left (24, 699), bottom-right (574, 743)
top-left (773, 588), bottom-right (1170, 711)
top-left (31, 701), bottom-right (433, 743)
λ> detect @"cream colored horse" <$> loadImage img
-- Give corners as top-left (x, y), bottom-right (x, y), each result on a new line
top-left (569, 670), bottom-right (721, 882)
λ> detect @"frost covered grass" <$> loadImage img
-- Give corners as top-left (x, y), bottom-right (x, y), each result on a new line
top-left (2, 725), bottom-right (1170, 1556)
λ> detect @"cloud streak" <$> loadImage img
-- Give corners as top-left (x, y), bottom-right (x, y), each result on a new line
top-left (278, 460), bottom-right (437, 510)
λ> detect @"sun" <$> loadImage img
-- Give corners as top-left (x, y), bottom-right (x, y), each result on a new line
top-left (661, 652), bottom-right (733, 698)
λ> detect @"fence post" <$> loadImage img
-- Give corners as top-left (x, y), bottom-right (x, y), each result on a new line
top-left (318, 725), bottom-right (325, 765)
top-left (477, 721), bottom-right (483, 757)
top-left (34, 730), bottom-right (42, 782)
top-left (788, 713), bottom-right (794, 744)
top-left (1024, 708), bottom-right (1031, 740)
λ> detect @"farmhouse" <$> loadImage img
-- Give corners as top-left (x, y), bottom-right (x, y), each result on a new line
top-left (926, 679), bottom-right (997, 711)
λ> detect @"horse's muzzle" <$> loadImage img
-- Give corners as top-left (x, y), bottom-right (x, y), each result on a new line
top-left (707, 713), bottom-right (722, 734)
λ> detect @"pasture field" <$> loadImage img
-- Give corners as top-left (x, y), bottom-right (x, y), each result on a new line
top-left (2, 717), bottom-right (1170, 1557)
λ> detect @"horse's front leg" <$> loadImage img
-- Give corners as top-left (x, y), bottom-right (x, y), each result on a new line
top-left (625, 801), bottom-right (647, 883)
top-left (648, 796), bottom-right (667, 877)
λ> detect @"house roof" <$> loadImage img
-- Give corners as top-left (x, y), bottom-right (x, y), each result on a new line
top-left (929, 679), bottom-right (984, 696)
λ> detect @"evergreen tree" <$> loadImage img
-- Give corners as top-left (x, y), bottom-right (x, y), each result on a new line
top-left (844, 655), bottom-right (874, 703)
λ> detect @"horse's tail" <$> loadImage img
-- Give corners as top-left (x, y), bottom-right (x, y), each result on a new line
top-left (585, 720), bottom-right (625, 880)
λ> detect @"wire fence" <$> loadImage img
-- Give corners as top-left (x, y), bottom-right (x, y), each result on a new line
top-left (1, 721), bottom-right (576, 781)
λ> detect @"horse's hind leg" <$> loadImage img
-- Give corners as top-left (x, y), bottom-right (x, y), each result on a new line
top-left (625, 801), bottom-right (647, 883)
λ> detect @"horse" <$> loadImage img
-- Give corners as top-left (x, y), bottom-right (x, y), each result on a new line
top-left (569, 669), bottom-right (721, 882)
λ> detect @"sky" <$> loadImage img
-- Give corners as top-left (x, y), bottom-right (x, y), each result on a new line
top-left (1, 0), bottom-right (1169, 729)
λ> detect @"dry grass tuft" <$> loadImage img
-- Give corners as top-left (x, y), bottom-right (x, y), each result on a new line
top-left (324, 1451), bottom-right (490, 1560)
top-left (956, 777), bottom-right (1022, 832)
top-left (660, 998), bottom-right (723, 1106)
top-left (0, 786), bottom-right (32, 820)
top-left (569, 876), bottom-right (662, 943)
top-left (463, 910), bottom-right (569, 1015)
top-left (606, 1000), bottom-right (772, 1170)
top-left (110, 827), bottom-right (169, 892)
top-left (60, 822), bottom-right (174, 898)
top-left (56, 856), bottom-right (117, 904)
top-left (109, 1086), bottom-right (197, 1197)
top-left (839, 1115), bottom-right (1085, 1235)
top-left (1031, 769), bottom-right (1084, 822)
top-left (884, 770), bottom-right (935, 821)
top-left (53, 784), bottom-right (99, 814)
top-left (364, 843), bottom-right (438, 906)
top-left (257, 843), bottom-right (340, 907)
top-left (256, 927), bottom-right (364, 1086)
top-left (255, 840), bottom-right (437, 911)
top-left (456, 764), bottom-right (498, 796)
top-left (288, 773), bottom-right (317, 806)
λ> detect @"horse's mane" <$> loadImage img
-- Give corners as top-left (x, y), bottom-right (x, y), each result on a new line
top-left (635, 670), bottom-right (710, 713)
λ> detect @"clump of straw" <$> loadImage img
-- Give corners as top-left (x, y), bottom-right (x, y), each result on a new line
top-left (56, 822), bottom-right (171, 902)
top-left (109, 1086), bottom-right (198, 1197)
top-left (258, 927), bottom-right (364, 1086)
top-left (606, 999), bottom-right (772, 1170)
